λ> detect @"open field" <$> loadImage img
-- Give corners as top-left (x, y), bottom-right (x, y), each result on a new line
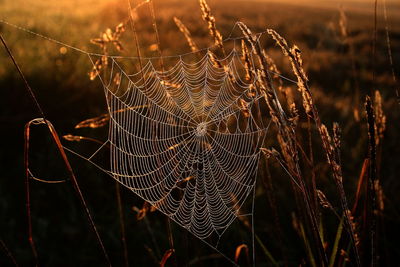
top-left (1, 0), bottom-right (400, 266)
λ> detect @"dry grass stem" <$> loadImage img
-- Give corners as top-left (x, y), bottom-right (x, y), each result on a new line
top-left (173, 17), bottom-right (199, 53)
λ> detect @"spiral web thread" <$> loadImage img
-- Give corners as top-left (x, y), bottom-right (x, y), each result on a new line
top-left (85, 48), bottom-right (267, 248)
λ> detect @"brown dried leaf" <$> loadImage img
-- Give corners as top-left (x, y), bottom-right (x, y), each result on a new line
top-left (75, 114), bottom-right (110, 129)
top-left (260, 147), bottom-right (280, 158)
top-left (160, 249), bottom-right (174, 267)
top-left (134, 201), bottom-right (156, 220)
top-left (62, 134), bottom-right (84, 142)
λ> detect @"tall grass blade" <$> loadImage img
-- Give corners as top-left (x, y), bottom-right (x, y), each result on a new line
top-left (365, 96), bottom-right (378, 266)
top-left (255, 234), bottom-right (279, 266)
top-left (0, 238), bottom-right (19, 267)
top-left (115, 182), bottom-right (129, 267)
top-left (0, 34), bottom-right (111, 266)
top-left (24, 119), bottom-right (112, 266)
top-left (329, 215), bottom-right (344, 267)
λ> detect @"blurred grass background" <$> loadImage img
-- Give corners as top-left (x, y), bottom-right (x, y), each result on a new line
top-left (1, 0), bottom-right (400, 265)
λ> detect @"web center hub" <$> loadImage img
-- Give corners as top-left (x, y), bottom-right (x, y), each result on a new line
top-left (195, 122), bottom-right (207, 136)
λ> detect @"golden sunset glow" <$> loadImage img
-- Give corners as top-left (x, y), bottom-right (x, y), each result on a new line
top-left (0, 0), bottom-right (399, 265)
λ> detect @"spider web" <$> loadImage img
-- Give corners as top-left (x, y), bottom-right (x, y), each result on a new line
top-left (1, 18), bottom-right (300, 264)
top-left (92, 49), bottom-right (267, 245)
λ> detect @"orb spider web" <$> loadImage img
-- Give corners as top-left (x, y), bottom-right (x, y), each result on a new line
top-left (88, 48), bottom-right (269, 247)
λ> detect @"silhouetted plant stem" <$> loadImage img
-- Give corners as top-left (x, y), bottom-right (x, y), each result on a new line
top-left (115, 182), bottom-right (129, 267)
top-left (365, 96), bottom-right (377, 266)
top-left (0, 34), bottom-right (111, 267)
top-left (0, 238), bottom-right (19, 267)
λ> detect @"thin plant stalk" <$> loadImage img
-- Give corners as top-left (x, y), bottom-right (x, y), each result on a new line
top-left (149, 0), bottom-right (165, 72)
top-left (365, 96), bottom-right (378, 266)
top-left (0, 238), bottom-right (19, 267)
top-left (24, 119), bottom-right (112, 266)
top-left (372, 0), bottom-right (378, 97)
top-left (115, 182), bottom-right (129, 267)
top-left (0, 34), bottom-right (111, 266)
top-left (262, 158), bottom-right (288, 266)
top-left (382, 0), bottom-right (400, 104)
top-left (328, 215), bottom-right (344, 267)
top-left (265, 28), bottom-right (361, 266)
top-left (23, 122), bottom-right (39, 266)
top-left (238, 22), bottom-right (328, 265)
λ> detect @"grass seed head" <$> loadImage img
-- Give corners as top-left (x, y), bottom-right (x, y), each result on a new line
top-left (173, 17), bottom-right (199, 53)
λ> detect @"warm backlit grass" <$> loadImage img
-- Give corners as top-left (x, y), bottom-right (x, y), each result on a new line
top-left (0, 0), bottom-right (399, 266)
